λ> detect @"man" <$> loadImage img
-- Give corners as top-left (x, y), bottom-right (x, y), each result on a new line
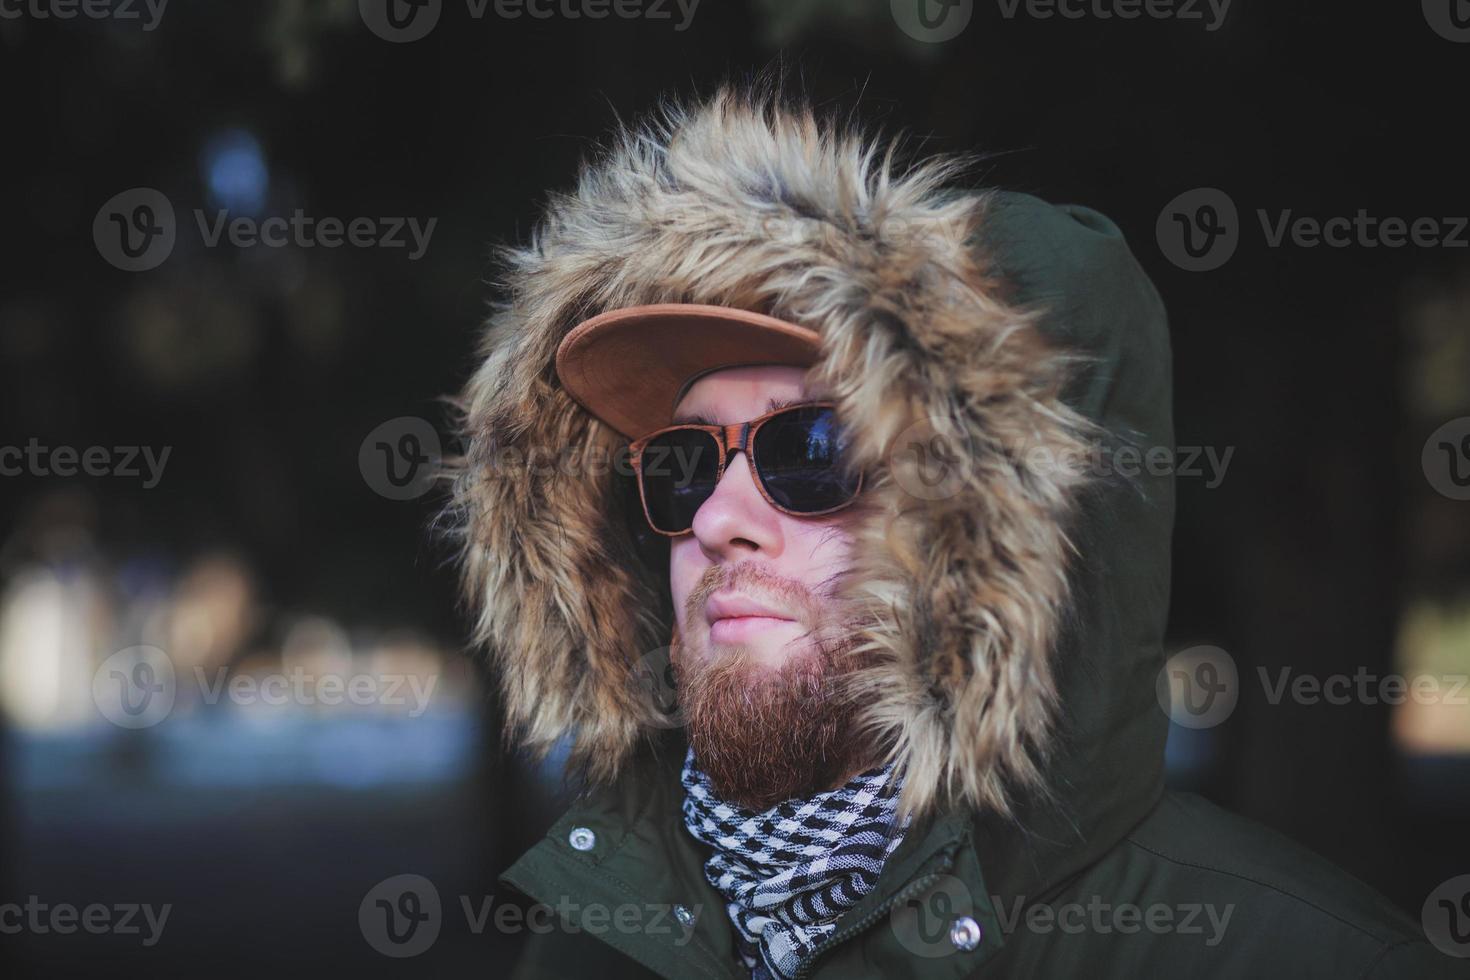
top-left (448, 83), bottom-right (1461, 978)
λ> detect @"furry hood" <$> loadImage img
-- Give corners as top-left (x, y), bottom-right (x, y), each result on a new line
top-left (449, 83), bottom-right (1174, 835)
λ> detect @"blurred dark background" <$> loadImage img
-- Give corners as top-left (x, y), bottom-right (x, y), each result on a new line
top-left (2, 0), bottom-right (1468, 976)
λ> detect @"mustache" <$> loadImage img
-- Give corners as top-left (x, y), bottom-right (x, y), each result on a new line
top-left (683, 561), bottom-right (825, 627)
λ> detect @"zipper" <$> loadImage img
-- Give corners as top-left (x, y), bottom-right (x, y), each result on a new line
top-left (790, 853), bottom-right (958, 980)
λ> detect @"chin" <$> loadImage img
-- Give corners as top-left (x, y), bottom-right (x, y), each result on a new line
top-left (673, 621), bottom-right (877, 811)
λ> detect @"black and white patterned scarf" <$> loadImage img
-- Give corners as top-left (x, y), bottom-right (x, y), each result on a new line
top-left (680, 747), bottom-right (910, 980)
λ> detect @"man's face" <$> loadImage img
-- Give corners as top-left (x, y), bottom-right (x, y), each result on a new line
top-left (668, 365), bottom-right (854, 669)
top-left (666, 365), bottom-right (875, 809)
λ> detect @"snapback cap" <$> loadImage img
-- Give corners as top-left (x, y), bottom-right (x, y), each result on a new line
top-left (554, 303), bottom-right (822, 438)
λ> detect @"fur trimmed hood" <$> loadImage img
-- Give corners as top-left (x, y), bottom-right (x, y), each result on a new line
top-left (449, 82), bottom-right (1174, 833)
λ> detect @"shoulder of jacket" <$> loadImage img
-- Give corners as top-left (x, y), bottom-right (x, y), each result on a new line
top-left (1120, 791), bottom-right (1424, 951)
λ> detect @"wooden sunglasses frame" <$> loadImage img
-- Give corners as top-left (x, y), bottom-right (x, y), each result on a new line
top-left (626, 401), bottom-right (864, 536)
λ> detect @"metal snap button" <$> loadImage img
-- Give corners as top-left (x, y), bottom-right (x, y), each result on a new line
top-left (949, 915), bottom-right (982, 951)
top-left (568, 826), bottom-right (596, 851)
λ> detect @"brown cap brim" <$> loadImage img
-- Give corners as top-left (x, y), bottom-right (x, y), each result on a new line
top-left (554, 303), bottom-right (822, 438)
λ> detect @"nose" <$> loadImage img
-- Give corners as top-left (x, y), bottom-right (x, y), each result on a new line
top-left (689, 449), bottom-right (782, 560)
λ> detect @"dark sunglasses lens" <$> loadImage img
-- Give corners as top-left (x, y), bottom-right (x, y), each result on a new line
top-left (754, 406), bottom-right (860, 513)
top-left (639, 429), bottom-right (721, 533)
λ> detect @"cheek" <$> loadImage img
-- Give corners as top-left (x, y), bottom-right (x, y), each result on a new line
top-left (784, 516), bottom-right (855, 584)
top-left (668, 537), bottom-right (705, 627)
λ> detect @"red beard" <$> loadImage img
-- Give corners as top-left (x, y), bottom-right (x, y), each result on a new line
top-left (671, 563), bottom-right (879, 811)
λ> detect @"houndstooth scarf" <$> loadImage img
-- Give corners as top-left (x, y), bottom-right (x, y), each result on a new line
top-left (680, 747), bottom-right (910, 980)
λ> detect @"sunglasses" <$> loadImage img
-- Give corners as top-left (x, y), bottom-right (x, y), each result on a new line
top-left (628, 401), bottom-right (864, 536)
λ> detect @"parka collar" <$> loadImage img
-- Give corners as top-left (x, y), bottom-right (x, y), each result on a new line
top-left (500, 732), bottom-right (1010, 979)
